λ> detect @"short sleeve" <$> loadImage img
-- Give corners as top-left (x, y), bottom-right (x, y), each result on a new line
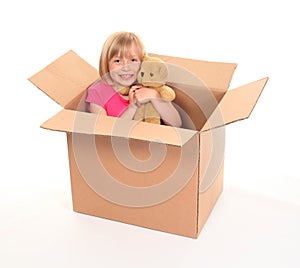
top-left (86, 82), bottom-right (115, 107)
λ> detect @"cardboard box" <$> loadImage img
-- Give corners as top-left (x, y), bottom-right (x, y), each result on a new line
top-left (29, 50), bottom-right (268, 238)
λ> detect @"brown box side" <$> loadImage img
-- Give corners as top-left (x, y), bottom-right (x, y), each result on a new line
top-left (67, 132), bottom-right (200, 238)
top-left (197, 128), bottom-right (225, 235)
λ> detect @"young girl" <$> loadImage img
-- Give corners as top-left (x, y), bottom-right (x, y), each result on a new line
top-left (86, 31), bottom-right (182, 127)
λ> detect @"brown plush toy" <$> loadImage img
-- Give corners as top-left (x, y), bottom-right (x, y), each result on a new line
top-left (120, 55), bottom-right (176, 124)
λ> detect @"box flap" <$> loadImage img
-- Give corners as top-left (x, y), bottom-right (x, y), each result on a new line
top-left (202, 77), bottom-right (269, 131)
top-left (149, 53), bottom-right (237, 92)
top-left (41, 109), bottom-right (197, 146)
top-left (28, 50), bottom-right (99, 107)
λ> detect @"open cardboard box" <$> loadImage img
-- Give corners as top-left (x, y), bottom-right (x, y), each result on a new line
top-left (29, 50), bottom-right (268, 238)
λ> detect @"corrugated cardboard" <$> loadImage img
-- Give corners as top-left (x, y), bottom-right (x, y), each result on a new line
top-left (29, 50), bottom-right (268, 238)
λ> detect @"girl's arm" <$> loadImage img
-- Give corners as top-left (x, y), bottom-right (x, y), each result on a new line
top-left (120, 86), bottom-right (138, 119)
top-left (134, 87), bottom-right (182, 127)
top-left (120, 103), bottom-right (138, 119)
top-left (150, 98), bottom-right (182, 127)
top-left (89, 103), bottom-right (107, 115)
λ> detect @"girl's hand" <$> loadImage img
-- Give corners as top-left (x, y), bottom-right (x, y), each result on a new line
top-left (128, 86), bottom-right (136, 104)
top-left (134, 87), bottom-right (160, 104)
top-left (128, 85), bottom-right (140, 104)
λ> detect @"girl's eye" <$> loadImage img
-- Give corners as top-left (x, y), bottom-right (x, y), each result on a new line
top-left (114, 59), bottom-right (120, 63)
top-left (131, 58), bottom-right (138, 62)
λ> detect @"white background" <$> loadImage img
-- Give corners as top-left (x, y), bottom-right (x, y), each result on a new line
top-left (1, 0), bottom-right (299, 267)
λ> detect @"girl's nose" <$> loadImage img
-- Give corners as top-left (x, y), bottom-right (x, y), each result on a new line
top-left (121, 60), bottom-right (130, 70)
top-left (121, 65), bottom-right (129, 71)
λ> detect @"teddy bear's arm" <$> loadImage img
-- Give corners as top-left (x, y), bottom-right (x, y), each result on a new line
top-left (118, 86), bottom-right (131, 95)
top-left (158, 85), bottom-right (176, 101)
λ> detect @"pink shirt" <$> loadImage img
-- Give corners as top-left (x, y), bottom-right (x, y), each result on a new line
top-left (85, 82), bottom-right (129, 117)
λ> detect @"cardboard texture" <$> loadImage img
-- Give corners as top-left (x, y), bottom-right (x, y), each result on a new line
top-left (29, 50), bottom-right (268, 238)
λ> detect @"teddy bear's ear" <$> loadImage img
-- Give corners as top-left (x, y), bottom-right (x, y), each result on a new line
top-left (142, 55), bottom-right (163, 63)
top-left (142, 55), bottom-right (151, 61)
top-left (158, 63), bottom-right (168, 81)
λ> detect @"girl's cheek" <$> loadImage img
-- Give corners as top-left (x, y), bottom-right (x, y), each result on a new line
top-left (109, 63), bottom-right (117, 71)
top-left (133, 63), bottom-right (141, 73)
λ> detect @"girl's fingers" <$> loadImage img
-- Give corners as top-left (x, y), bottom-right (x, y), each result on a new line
top-left (130, 85), bottom-right (141, 92)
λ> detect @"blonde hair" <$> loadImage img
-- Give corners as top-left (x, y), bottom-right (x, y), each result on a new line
top-left (99, 31), bottom-right (146, 84)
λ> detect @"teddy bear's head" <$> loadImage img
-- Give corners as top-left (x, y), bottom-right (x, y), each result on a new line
top-left (137, 56), bottom-right (168, 88)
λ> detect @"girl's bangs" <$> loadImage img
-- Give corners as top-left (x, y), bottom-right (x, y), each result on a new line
top-left (109, 38), bottom-right (143, 60)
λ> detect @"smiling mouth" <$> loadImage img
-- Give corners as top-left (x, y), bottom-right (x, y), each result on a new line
top-left (119, 74), bottom-right (134, 80)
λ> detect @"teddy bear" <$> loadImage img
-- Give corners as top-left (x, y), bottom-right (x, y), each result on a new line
top-left (120, 55), bottom-right (176, 124)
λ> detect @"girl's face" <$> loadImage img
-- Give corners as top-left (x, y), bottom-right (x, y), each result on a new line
top-left (108, 44), bottom-right (141, 89)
